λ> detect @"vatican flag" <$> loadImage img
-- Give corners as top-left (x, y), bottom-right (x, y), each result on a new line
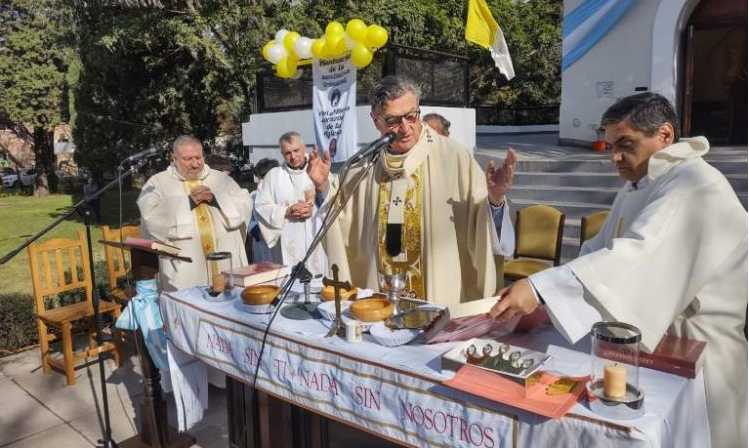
top-left (465, 0), bottom-right (515, 80)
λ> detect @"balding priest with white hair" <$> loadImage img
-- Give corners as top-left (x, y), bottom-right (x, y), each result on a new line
top-left (490, 93), bottom-right (747, 448)
top-left (137, 135), bottom-right (251, 291)
top-left (137, 135), bottom-right (251, 412)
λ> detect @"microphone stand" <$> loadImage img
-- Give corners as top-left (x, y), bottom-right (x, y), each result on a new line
top-left (253, 138), bottom-right (389, 389)
top-left (0, 159), bottom-right (150, 448)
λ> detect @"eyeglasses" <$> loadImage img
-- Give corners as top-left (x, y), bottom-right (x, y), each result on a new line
top-left (379, 109), bottom-right (421, 128)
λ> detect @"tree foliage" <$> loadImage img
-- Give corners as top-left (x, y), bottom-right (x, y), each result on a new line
top-left (68, 0), bottom-right (560, 175)
top-left (0, 0), bottom-right (75, 195)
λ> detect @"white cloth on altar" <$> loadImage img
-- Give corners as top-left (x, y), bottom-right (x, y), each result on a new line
top-left (167, 340), bottom-right (208, 431)
top-left (529, 137), bottom-right (747, 448)
top-left (254, 163), bottom-right (327, 275)
top-left (137, 164), bottom-right (252, 291)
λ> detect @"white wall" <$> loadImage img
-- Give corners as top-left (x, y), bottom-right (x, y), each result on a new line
top-left (559, 0), bottom-right (692, 143)
top-left (241, 106), bottom-right (476, 163)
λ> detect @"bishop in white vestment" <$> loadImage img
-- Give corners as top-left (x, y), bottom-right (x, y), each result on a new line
top-left (254, 132), bottom-right (327, 275)
top-left (307, 76), bottom-right (516, 310)
top-left (491, 93), bottom-right (747, 448)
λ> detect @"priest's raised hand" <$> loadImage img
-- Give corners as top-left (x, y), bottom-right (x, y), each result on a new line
top-left (307, 146), bottom-right (331, 192)
top-left (486, 148), bottom-right (517, 205)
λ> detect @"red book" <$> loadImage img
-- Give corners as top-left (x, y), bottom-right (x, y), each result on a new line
top-left (598, 334), bottom-right (706, 379)
top-left (223, 262), bottom-right (290, 287)
top-left (123, 236), bottom-right (181, 256)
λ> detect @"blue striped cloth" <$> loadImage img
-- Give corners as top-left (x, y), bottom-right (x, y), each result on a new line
top-left (115, 279), bottom-right (169, 371)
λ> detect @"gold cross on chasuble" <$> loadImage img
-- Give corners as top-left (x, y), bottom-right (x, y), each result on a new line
top-left (183, 180), bottom-right (219, 283)
top-left (377, 166), bottom-right (425, 300)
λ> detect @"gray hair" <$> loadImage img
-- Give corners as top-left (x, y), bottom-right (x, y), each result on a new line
top-left (278, 131), bottom-right (302, 146)
top-left (369, 75), bottom-right (422, 113)
top-left (172, 135), bottom-right (203, 154)
top-left (601, 92), bottom-right (680, 142)
top-left (423, 113), bottom-right (451, 134)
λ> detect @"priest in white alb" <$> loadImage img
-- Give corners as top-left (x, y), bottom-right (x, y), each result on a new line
top-left (137, 135), bottom-right (252, 417)
top-left (253, 131), bottom-right (327, 275)
top-left (137, 135), bottom-right (252, 291)
top-left (490, 93), bottom-right (747, 448)
top-left (306, 75), bottom-right (516, 311)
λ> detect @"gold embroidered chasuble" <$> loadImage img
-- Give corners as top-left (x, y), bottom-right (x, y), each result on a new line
top-left (182, 179), bottom-right (221, 286)
top-left (322, 126), bottom-right (497, 310)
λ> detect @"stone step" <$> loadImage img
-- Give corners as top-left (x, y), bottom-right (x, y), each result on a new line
top-left (726, 174), bottom-right (748, 193)
top-left (513, 171), bottom-right (625, 188)
top-left (509, 185), bottom-right (619, 206)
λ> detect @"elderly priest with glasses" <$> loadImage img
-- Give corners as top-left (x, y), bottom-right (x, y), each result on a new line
top-left (306, 75), bottom-right (516, 310)
top-left (490, 93), bottom-right (747, 448)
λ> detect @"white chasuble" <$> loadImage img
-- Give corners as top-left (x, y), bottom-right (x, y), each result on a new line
top-left (541, 137), bottom-right (746, 448)
top-left (254, 164), bottom-right (327, 276)
top-left (322, 126), bottom-right (497, 309)
top-left (137, 164), bottom-right (251, 292)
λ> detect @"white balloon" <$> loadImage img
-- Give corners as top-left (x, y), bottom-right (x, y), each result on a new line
top-left (294, 37), bottom-right (313, 59)
top-left (344, 35), bottom-right (356, 50)
top-left (275, 29), bottom-right (288, 43)
top-left (267, 44), bottom-right (286, 64)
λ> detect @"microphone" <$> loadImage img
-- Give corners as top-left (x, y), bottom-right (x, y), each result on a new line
top-left (348, 132), bottom-right (398, 163)
top-left (120, 147), bottom-right (162, 166)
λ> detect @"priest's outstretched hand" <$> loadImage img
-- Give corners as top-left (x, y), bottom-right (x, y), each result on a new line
top-left (307, 145), bottom-right (331, 192)
top-left (489, 278), bottom-right (539, 322)
top-left (486, 148), bottom-right (517, 205)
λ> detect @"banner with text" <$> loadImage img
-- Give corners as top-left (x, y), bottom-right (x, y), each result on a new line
top-left (313, 57), bottom-right (358, 163)
top-left (161, 295), bottom-right (516, 448)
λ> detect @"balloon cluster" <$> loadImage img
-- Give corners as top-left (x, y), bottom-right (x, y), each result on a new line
top-left (261, 19), bottom-right (389, 78)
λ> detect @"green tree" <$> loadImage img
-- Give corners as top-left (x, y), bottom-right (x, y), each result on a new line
top-left (0, 0), bottom-right (76, 195)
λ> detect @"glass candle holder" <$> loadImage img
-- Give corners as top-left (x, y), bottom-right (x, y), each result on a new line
top-left (206, 251), bottom-right (232, 295)
top-left (588, 321), bottom-right (645, 418)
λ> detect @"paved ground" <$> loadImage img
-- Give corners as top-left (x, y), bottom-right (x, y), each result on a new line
top-left (0, 341), bottom-right (228, 448)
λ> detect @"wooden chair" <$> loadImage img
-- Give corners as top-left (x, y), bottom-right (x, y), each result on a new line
top-left (580, 211), bottom-right (610, 246)
top-left (504, 205), bottom-right (566, 281)
top-left (101, 224), bottom-right (141, 304)
top-left (28, 230), bottom-right (122, 385)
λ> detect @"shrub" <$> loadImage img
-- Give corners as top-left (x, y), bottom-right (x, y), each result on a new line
top-left (0, 293), bottom-right (38, 355)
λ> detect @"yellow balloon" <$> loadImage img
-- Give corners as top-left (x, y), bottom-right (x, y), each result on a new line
top-left (334, 35), bottom-right (348, 56)
top-left (283, 31), bottom-right (300, 53)
top-left (325, 21), bottom-right (345, 40)
top-left (351, 42), bottom-right (373, 68)
top-left (276, 60), bottom-right (291, 78)
top-left (261, 40), bottom-right (275, 61)
top-left (311, 38), bottom-right (326, 58)
top-left (365, 25), bottom-right (388, 48)
top-left (346, 19), bottom-right (368, 42)
top-left (324, 35), bottom-right (343, 58)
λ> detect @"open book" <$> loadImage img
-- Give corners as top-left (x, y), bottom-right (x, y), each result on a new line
top-left (123, 237), bottom-right (181, 257)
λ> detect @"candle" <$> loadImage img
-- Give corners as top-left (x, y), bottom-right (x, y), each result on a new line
top-left (211, 262), bottom-right (225, 293)
top-left (603, 363), bottom-right (627, 399)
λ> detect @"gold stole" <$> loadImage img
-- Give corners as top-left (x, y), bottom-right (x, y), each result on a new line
top-left (183, 180), bottom-right (219, 283)
top-left (377, 166), bottom-right (425, 299)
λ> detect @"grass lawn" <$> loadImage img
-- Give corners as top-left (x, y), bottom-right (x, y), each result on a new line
top-left (0, 190), bottom-right (141, 297)
top-left (0, 190), bottom-right (142, 354)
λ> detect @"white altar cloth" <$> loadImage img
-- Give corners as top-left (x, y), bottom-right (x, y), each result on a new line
top-left (161, 287), bottom-right (710, 448)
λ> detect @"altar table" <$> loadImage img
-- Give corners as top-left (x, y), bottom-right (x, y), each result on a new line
top-left (160, 287), bottom-right (711, 448)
